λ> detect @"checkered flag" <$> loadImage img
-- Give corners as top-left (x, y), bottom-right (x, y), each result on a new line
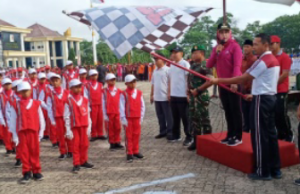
top-left (64, 6), bottom-right (213, 59)
top-left (254, 0), bottom-right (298, 5)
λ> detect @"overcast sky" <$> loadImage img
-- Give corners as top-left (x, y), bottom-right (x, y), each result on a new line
top-left (0, 0), bottom-right (299, 41)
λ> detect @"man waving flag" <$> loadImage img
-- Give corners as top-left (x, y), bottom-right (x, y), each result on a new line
top-left (255, 0), bottom-right (299, 6)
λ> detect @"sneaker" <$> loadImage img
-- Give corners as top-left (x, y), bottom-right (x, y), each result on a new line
top-left (133, 153), bottom-right (144, 159)
top-left (227, 138), bottom-right (243, 146)
top-left (52, 143), bottom-right (59, 148)
top-left (168, 137), bottom-right (182, 143)
top-left (188, 142), bottom-right (196, 151)
top-left (14, 159), bottom-right (22, 168)
top-left (183, 137), bottom-right (192, 146)
top-left (81, 162), bottom-right (94, 169)
top-left (90, 137), bottom-right (98, 142)
top-left (33, 173), bottom-right (44, 181)
top-left (5, 150), bottom-right (13, 157)
top-left (115, 143), bottom-right (125, 150)
top-left (294, 178), bottom-right (300, 186)
top-left (58, 154), bottom-right (67, 160)
top-left (271, 170), bottom-right (282, 179)
top-left (220, 137), bottom-right (230, 144)
top-left (67, 153), bottom-right (73, 158)
top-left (72, 165), bottom-right (80, 174)
top-left (98, 136), bottom-right (107, 140)
top-left (0, 139), bottom-right (4, 145)
top-left (155, 134), bottom-right (167, 139)
top-left (127, 155), bottom-right (133, 163)
top-left (19, 172), bottom-right (32, 184)
top-left (109, 143), bottom-right (116, 151)
top-left (248, 173), bottom-right (272, 181)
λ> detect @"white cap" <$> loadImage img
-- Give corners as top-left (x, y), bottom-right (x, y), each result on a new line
top-left (28, 68), bottom-right (37, 74)
top-left (89, 69), bottom-right (98, 76)
top-left (17, 82), bottom-right (31, 92)
top-left (12, 79), bottom-right (23, 88)
top-left (66, 60), bottom-right (73, 66)
top-left (0, 70), bottom-right (5, 74)
top-left (51, 74), bottom-right (61, 79)
top-left (47, 72), bottom-right (55, 80)
top-left (69, 79), bottom-right (82, 88)
top-left (79, 68), bottom-right (87, 75)
top-left (125, 74), bottom-right (137, 83)
top-left (105, 73), bottom-right (116, 81)
top-left (38, 73), bottom-right (46, 79)
top-left (1, 78), bottom-right (12, 85)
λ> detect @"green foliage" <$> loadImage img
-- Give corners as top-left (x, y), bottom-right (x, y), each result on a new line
top-left (68, 48), bottom-right (76, 65)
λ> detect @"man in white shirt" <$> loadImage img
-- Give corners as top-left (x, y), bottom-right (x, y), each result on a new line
top-left (168, 46), bottom-right (192, 146)
top-left (210, 33), bottom-right (281, 181)
top-left (150, 51), bottom-right (173, 139)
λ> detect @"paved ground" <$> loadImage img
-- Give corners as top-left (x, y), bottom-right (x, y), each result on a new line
top-left (1, 81), bottom-right (300, 194)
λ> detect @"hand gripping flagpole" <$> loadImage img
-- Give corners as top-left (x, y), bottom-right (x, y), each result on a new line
top-left (150, 52), bottom-right (246, 98)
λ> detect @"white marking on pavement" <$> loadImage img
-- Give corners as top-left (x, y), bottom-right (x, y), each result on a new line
top-left (95, 173), bottom-right (195, 194)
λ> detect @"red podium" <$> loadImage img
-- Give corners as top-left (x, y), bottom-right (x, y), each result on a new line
top-left (197, 132), bottom-right (300, 173)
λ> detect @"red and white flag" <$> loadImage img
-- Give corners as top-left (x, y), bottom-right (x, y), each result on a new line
top-left (91, 0), bottom-right (104, 4)
top-left (254, 0), bottom-right (298, 6)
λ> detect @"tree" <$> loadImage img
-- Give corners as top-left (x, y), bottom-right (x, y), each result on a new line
top-left (68, 48), bottom-right (76, 64)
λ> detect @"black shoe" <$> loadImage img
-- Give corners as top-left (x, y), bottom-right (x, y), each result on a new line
top-left (133, 153), bottom-right (144, 159)
top-left (188, 142), bottom-right (196, 151)
top-left (98, 136), bottom-right (107, 140)
top-left (72, 165), bottom-right (80, 174)
top-left (12, 148), bottom-right (16, 154)
top-left (155, 134), bottom-right (167, 139)
top-left (81, 162), bottom-right (94, 169)
top-left (19, 172), bottom-right (32, 184)
top-left (183, 137), bottom-right (192, 146)
top-left (220, 137), bottom-right (230, 144)
top-left (90, 137), bottom-right (98, 142)
top-left (168, 137), bottom-right (182, 143)
top-left (33, 173), bottom-right (44, 181)
top-left (52, 143), bottom-right (59, 148)
top-left (115, 143), bottom-right (124, 150)
top-left (67, 153), bottom-right (73, 158)
top-left (42, 136), bottom-right (49, 140)
top-left (5, 150), bottom-right (13, 157)
top-left (0, 139), bottom-right (3, 145)
top-left (127, 155), bottom-right (133, 163)
top-left (285, 135), bottom-right (294, 143)
top-left (248, 173), bottom-right (272, 181)
top-left (294, 178), bottom-right (300, 186)
top-left (58, 154), bottom-right (67, 160)
top-left (109, 143), bottom-right (116, 151)
top-left (227, 138), bottom-right (243, 147)
top-left (271, 170), bottom-right (282, 179)
top-left (14, 159), bottom-right (22, 168)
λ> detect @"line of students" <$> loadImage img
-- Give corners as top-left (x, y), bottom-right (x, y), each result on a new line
top-left (0, 61), bottom-right (146, 184)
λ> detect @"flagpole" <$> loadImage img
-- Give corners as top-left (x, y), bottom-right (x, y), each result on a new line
top-left (223, 0), bottom-right (227, 24)
top-left (90, 0), bottom-right (98, 66)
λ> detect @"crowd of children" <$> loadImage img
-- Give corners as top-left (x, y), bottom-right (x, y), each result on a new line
top-left (0, 60), bottom-right (145, 184)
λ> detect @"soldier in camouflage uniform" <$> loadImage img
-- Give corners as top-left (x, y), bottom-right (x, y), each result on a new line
top-left (187, 45), bottom-right (212, 151)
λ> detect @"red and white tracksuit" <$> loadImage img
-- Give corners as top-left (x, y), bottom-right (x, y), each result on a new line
top-left (102, 87), bottom-right (122, 144)
top-left (64, 95), bottom-right (91, 166)
top-left (120, 89), bottom-right (145, 155)
top-left (0, 87), bottom-right (3, 142)
top-left (33, 83), bottom-right (51, 138)
top-left (10, 99), bottom-right (45, 175)
top-left (0, 91), bottom-right (15, 151)
top-left (47, 88), bottom-right (73, 155)
top-left (62, 70), bottom-right (79, 90)
top-left (84, 82), bottom-right (104, 138)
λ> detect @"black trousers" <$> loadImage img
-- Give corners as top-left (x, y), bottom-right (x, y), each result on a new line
top-left (275, 93), bottom-right (292, 140)
top-left (139, 74), bottom-right (144, 81)
top-left (250, 95), bottom-right (281, 176)
top-left (155, 101), bottom-right (173, 136)
top-left (242, 99), bottom-right (252, 133)
top-left (170, 97), bottom-right (190, 139)
top-left (219, 87), bottom-right (243, 140)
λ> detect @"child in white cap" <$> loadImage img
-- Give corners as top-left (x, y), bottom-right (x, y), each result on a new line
top-left (120, 74), bottom-right (145, 162)
top-left (10, 82), bottom-right (45, 184)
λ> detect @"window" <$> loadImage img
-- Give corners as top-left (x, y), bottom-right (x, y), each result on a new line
top-left (24, 42), bottom-right (31, 51)
top-left (55, 41), bottom-right (62, 57)
top-left (49, 41), bottom-right (53, 57)
top-left (56, 59), bottom-right (63, 69)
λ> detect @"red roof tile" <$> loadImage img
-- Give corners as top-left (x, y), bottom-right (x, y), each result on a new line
top-left (26, 23), bottom-right (62, 38)
top-left (0, 19), bottom-right (15, 27)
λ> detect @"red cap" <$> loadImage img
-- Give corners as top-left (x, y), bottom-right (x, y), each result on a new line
top-left (271, 35), bottom-right (281, 43)
top-left (45, 65), bottom-right (50, 70)
top-left (17, 67), bottom-right (23, 72)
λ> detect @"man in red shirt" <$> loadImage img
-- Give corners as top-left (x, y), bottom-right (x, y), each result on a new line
top-left (270, 35), bottom-right (293, 142)
top-left (241, 40), bottom-right (257, 133)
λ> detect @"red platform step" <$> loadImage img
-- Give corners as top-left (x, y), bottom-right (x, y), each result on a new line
top-left (197, 132), bottom-right (300, 174)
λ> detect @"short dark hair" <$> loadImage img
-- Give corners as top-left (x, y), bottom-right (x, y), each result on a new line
top-left (255, 33), bottom-right (271, 45)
